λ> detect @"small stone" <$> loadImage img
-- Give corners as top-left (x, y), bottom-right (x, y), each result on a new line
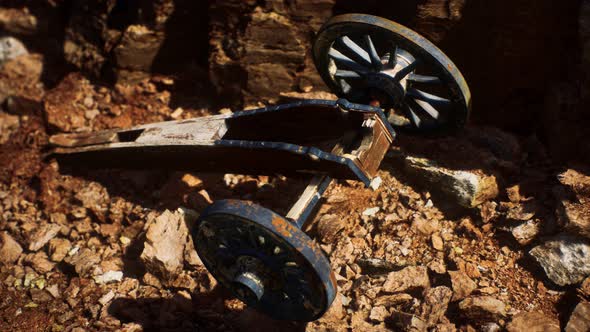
top-left (0, 111), bottom-right (19, 144)
top-left (580, 277), bottom-right (590, 299)
top-left (170, 107), bottom-right (184, 119)
top-left (421, 286), bottom-right (453, 325)
top-left (565, 301), bottom-right (590, 332)
top-left (181, 173), bottom-right (203, 188)
top-left (481, 323), bottom-right (501, 332)
top-left (459, 296), bottom-right (507, 321)
top-left (82, 96), bottom-right (94, 108)
top-left (362, 207), bottom-right (380, 217)
top-left (529, 234), bottom-right (590, 286)
top-left (317, 214), bottom-right (345, 244)
top-left (370, 177), bottom-right (382, 190)
top-left (511, 220), bottom-right (540, 245)
top-left (30, 289), bottom-right (52, 303)
top-left (99, 223), bottom-right (121, 239)
top-left (28, 223), bottom-right (61, 251)
top-left (428, 260), bottom-right (447, 274)
top-left (480, 201), bottom-right (498, 223)
top-left (0, 231), bottom-right (22, 264)
top-left (449, 270), bottom-right (477, 301)
top-left (94, 271), bottom-right (123, 284)
top-left (369, 305), bottom-right (389, 322)
top-left (412, 216), bottom-right (441, 235)
top-left (555, 169), bottom-right (590, 240)
top-left (383, 266), bottom-right (430, 293)
top-left (98, 290), bottom-right (115, 306)
top-left (142, 272), bottom-right (162, 288)
top-left (74, 182), bottom-right (109, 222)
top-left (140, 209), bottom-right (190, 282)
top-left (119, 236), bottom-right (131, 246)
top-left (84, 109), bottom-right (99, 120)
top-left (64, 248), bottom-right (100, 277)
top-left (0, 37), bottom-right (28, 64)
top-left (391, 311), bottom-right (428, 331)
top-left (374, 293), bottom-right (414, 307)
top-left (357, 258), bottom-right (401, 275)
top-left (46, 284), bottom-right (60, 298)
top-left (506, 185), bottom-right (523, 203)
top-left (218, 107), bottom-right (232, 114)
top-left (431, 233), bottom-right (444, 251)
top-left (506, 311), bottom-right (560, 332)
top-left (24, 252), bottom-right (55, 274)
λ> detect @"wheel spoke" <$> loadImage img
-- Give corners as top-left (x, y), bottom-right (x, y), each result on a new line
top-left (337, 36), bottom-right (372, 67)
top-left (388, 45), bottom-right (398, 68)
top-left (407, 74), bottom-right (441, 84)
top-left (404, 103), bottom-right (422, 128)
top-left (394, 59), bottom-right (419, 80)
top-left (413, 98), bottom-right (440, 120)
top-left (334, 70), bottom-right (362, 79)
top-left (328, 48), bottom-right (368, 74)
top-left (407, 88), bottom-right (451, 107)
top-left (339, 79), bottom-right (352, 94)
top-left (363, 35), bottom-right (382, 70)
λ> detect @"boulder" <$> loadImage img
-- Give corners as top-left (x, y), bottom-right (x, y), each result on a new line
top-left (529, 234), bottom-right (590, 286)
top-left (404, 156), bottom-right (499, 208)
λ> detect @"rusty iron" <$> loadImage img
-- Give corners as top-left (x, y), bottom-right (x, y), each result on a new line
top-left (47, 14), bottom-right (471, 322)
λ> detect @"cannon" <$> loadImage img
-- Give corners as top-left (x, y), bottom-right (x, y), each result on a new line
top-left (48, 14), bottom-right (471, 321)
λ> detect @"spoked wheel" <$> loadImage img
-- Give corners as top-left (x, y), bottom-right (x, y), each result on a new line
top-left (191, 200), bottom-right (336, 321)
top-left (313, 14), bottom-right (471, 133)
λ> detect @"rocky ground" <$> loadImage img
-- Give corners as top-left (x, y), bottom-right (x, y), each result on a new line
top-left (2, 2), bottom-right (590, 332)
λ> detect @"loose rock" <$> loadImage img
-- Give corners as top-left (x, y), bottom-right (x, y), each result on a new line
top-left (449, 270), bottom-right (477, 301)
top-left (94, 271), bottom-right (123, 284)
top-left (74, 182), bottom-right (109, 222)
top-left (565, 301), bottom-right (590, 332)
top-left (0, 37), bottom-right (28, 64)
top-left (404, 156), bottom-right (499, 208)
top-left (555, 169), bottom-right (590, 240)
top-left (506, 311), bottom-right (560, 332)
top-left (28, 223), bottom-right (61, 251)
top-left (391, 311), bottom-right (428, 332)
top-left (24, 252), bottom-right (55, 274)
top-left (421, 286), bottom-right (453, 326)
top-left (140, 209), bottom-right (190, 282)
top-left (529, 234), bottom-right (590, 286)
top-left (431, 233), bottom-right (444, 251)
top-left (383, 266), bottom-right (430, 293)
top-left (317, 214), bottom-right (345, 244)
top-left (459, 296), bottom-right (507, 321)
top-left (369, 305), bottom-right (389, 322)
top-left (48, 238), bottom-right (71, 262)
top-left (511, 220), bottom-right (540, 245)
top-left (0, 231), bottom-right (22, 264)
top-left (64, 248), bottom-right (100, 277)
